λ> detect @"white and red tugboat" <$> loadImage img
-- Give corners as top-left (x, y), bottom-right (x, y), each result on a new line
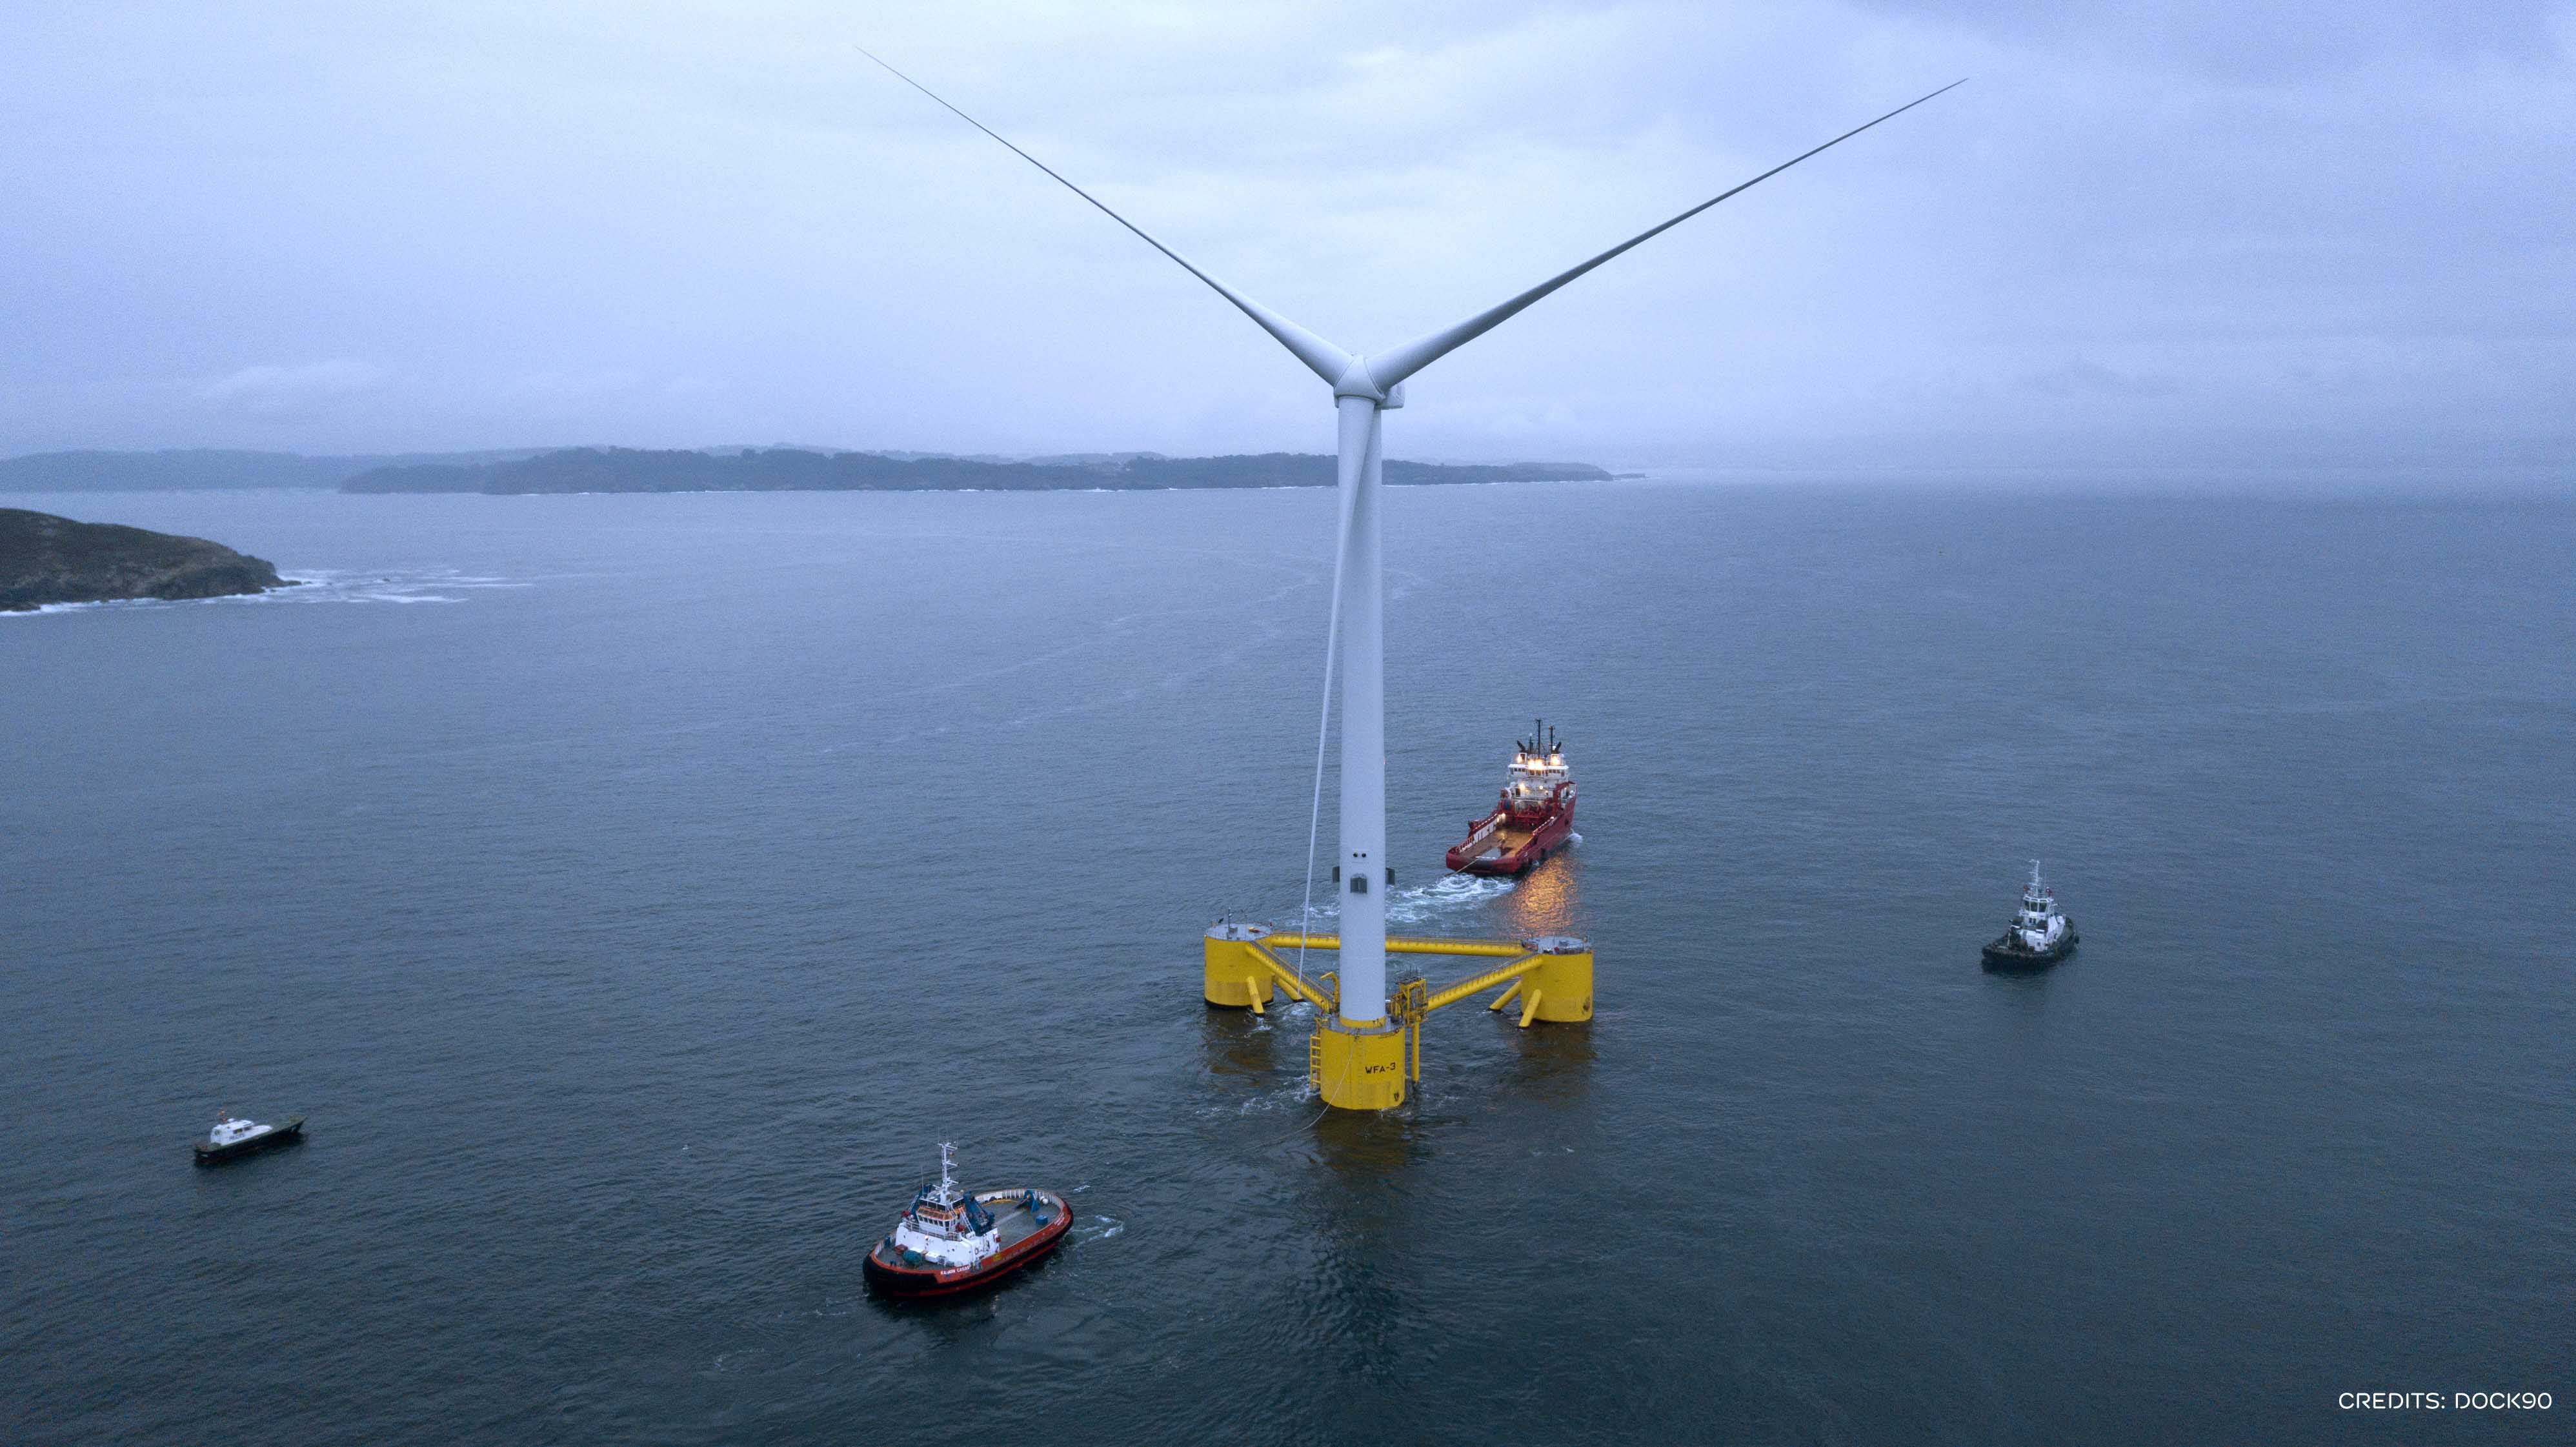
top-left (862, 1143), bottom-right (1070, 1300)
top-left (1445, 720), bottom-right (1577, 876)
top-left (1981, 861), bottom-right (2079, 971)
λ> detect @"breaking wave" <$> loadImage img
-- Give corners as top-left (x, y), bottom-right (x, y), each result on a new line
top-left (5, 566), bottom-right (526, 616)
top-left (280, 568), bottom-right (527, 606)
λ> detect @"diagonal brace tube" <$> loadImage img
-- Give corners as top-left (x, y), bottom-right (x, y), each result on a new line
top-left (1424, 954), bottom-right (1544, 1013)
top-left (1243, 943), bottom-right (1338, 1011)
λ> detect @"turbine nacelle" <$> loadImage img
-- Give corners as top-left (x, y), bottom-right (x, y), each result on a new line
top-left (1332, 361), bottom-right (1405, 409)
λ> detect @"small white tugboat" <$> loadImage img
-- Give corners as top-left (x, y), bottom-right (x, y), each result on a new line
top-left (194, 1112), bottom-right (305, 1166)
top-left (1982, 862), bottom-right (2078, 971)
top-left (862, 1143), bottom-right (1069, 1300)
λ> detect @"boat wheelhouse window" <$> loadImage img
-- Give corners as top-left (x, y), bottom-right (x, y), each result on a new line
top-left (1351, 875), bottom-right (1367, 895)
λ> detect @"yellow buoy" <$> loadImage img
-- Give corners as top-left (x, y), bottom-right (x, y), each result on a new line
top-left (1202, 922), bottom-right (1278, 1009)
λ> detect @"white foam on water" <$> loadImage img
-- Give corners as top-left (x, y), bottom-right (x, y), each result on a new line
top-left (5, 596), bottom-right (150, 619)
top-left (6, 565), bottom-right (521, 616)
top-left (1302, 871), bottom-right (1515, 928)
top-left (1075, 1215), bottom-right (1125, 1242)
top-left (1247, 1075), bottom-right (1318, 1114)
top-left (1390, 871), bottom-right (1516, 923)
top-left (1191, 1070), bottom-right (1318, 1121)
top-left (285, 566), bottom-right (522, 607)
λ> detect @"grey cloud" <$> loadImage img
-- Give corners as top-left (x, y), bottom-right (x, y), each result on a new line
top-left (197, 360), bottom-right (388, 419)
top-left (0, 1), bottom-right (2567, 476)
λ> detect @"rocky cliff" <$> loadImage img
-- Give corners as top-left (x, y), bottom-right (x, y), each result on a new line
top-left (0, 509), bottom-right (290, 611)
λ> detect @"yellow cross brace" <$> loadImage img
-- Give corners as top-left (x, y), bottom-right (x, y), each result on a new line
top-left (1258, 932), bottom-right (1531, 959)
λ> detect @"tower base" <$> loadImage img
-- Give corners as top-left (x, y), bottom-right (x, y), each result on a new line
top-left (1310, 1016), bottom-right (1407, 1111)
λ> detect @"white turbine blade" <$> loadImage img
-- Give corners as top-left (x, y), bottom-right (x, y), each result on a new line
top-left (1365, 80), bottom-right (1966, 392)
top-left (860, 48), bottom-right (1355, 386)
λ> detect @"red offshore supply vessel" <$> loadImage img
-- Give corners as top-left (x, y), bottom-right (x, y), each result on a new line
top-left (1445, 720), bottom-right (1576, 876)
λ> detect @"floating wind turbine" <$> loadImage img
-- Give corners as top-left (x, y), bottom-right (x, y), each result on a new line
top-left (865, 52), bottom-right (1958, 1088)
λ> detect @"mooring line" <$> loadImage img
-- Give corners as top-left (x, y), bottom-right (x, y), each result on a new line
top-left (1294, 471), bottom-right (1362, 987)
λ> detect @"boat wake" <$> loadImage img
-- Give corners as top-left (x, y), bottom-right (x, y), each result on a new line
top-left (1300, 871), bottom-right (1514, 929)
top-left (1074, 1215), bottom-right (1125, 1243)
top-left (1392, 872), bottom-right (1517, 923)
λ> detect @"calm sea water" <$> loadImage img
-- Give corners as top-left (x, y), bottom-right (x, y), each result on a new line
top-left (3, 481), bottom-right (2570, 1445)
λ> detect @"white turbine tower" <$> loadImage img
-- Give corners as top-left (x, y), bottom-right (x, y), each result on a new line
top-left (865, 53), bottom-right (1957, 1105)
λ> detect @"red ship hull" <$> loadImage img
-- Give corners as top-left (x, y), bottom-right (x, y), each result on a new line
top-left (1445, 802), bottom-right (1575, 876)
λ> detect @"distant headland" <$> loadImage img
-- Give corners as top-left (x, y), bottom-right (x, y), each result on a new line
top-left (351, 448), bottom-right (1614, 494)
top-left (0, 449), bottom-right (550, 492)
top-left (0, 447), bottom-right (1613, 494)
top-left (0, 508), bottom-right (290, 611)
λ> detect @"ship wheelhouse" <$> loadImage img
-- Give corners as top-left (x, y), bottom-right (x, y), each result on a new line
top-left (1984, 861), bottom-right (2078, 969)
top-left (887, 1143), bottom-right (1000, 1270)
top-left (1498, 720), bottom-right (1575, 819)
top-left (2009, 864), bottom-right (2066, 948)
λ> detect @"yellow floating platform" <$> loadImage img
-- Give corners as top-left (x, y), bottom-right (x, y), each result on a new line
top-left (1201, 922), bottom-right (1593, 1110)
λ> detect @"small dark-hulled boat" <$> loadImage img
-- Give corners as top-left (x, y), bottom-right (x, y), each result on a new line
top-left (194, 1113), bottom-right (305, 1166)
top-left (863, 1143), bottom-right (1070, 1300)
top-left (1982, 861), bottom-right (2078, 971)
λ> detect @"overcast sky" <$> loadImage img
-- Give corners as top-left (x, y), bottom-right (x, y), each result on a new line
top-left (3, 2), bottom-right (2569, 471)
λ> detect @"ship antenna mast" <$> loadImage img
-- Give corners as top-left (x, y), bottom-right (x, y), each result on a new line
top-left (932, 1141), bottom-right (962, 1205)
